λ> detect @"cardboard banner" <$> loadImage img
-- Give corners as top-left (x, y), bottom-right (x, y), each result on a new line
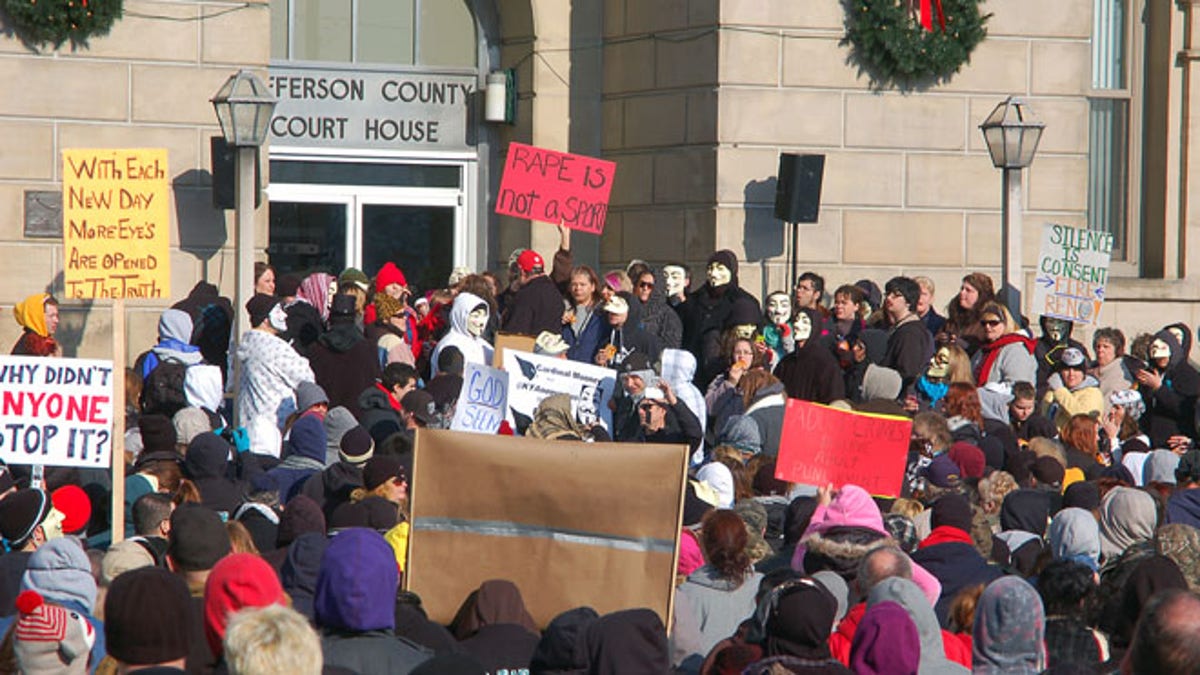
top-left (502, 349), bottom-right (617, 434)
top-left (62, 148), bottom-right (171, 300)
top-left (492, 332), bottom-right (536, 368)
top-left (495, 142), bottom-right (616, 234)
top-left (1032, 223), bottom-right (1113, 325)
top-left (0, 356), bottom-right (115, 469)
top-left (449, 362), bottom-right (509, 434)
top-left (776, 399), bottom-right (911, 497)
top-left (407, 429), bottom-right (688, 627)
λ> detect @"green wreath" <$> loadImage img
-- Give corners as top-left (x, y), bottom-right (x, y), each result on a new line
top-left (842, 0), bottom-right (990, 86)
top-left (1, 0), bottom-right (123, 48)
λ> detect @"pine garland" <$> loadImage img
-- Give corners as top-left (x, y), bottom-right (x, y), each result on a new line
top-left (842, 0), bottom-right (990, 86)
top-left (1, 0), bottom-right (123, 48)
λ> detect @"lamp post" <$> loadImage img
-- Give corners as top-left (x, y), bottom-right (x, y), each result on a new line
top-left (979, 96), bottom-right (1044, 325)
top-left (211, 70), bottom-right (277, 424)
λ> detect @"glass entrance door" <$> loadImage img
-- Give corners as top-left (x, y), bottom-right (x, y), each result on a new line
top-left (268, 180), bottom-right (466, 294)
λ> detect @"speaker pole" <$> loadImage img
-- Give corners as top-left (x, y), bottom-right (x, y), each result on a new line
top-left (789, 220), bottom-right (799, 292)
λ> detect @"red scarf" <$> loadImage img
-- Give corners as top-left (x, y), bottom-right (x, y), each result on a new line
top-left (974, 333), bottom-right (1036, 384)
top-left (919, 525), bottom-right (974, 549)
top-left (375, 382), bottom-right (403, 412)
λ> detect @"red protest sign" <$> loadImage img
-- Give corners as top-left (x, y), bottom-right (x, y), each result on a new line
top-left (776, 399), bottom-right (912, 498)
top-left (495, 142), bottom-right (616, 235)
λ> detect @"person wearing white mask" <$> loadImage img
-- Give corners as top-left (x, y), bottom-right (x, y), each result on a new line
top-left (236, 294), bottom-right (315, 431)
top-left (432, 292), bottom-right (494, 368)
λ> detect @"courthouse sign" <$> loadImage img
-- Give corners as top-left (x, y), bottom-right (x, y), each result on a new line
top-left (268, 66), bottom-right (476, 152)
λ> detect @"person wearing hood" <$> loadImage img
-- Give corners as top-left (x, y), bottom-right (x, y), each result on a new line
top-left (660, 348), bottom-right (707, 459)
top-left (1, 538), bottom-right (106, 669)
top-left (629, 264), bottom-right (682, 350)
top-left (172, 281), bottom-right (235, 379)
top-left (431, 291), bottom-right (494, 369)
top-left (252, 414), bottom-right (327, 504)
top-left (279, 532), bottom-right (327, 623)
top-left (298, 425), bottom-right (372, 518)
top-left (671, 510), bottom-right (763, 672)
top-left (308, 294), bottom-right (381, 420)
top-left (737, 369), bottom-right (787, 457)
top-left (742, 578), bottom-right (852, 674)
top-left (881, 276), bottom-right (934, 393)
top-left (184, 432), bottom-right (246, 519)
top-left (971, 302), bottom-right (1037, 387)
top-left (236, 294), bottom-right (315, 431)
top-left (315, 528), bottom-right (431, 674)
top-left (138, 308), bottom-right (205, 381)
top-left (992, 489), bottom-right (1051, 577)
top-left (848, 600), bottom-right (921, 675)
top-left (972, 576), bottom-right (1046, 675)
top-left (1034, 315), bottom-right (1090, 393)
top-left (1136, 325), bottom-right (1200, 448)
top-left (276, 272), bottom-right (325, 355)
top-left (1041, 347), bottom-right (1103, 432)
top-left (11, 292), bottom-right (60, 357)
top-left (448, 579), bottom-right (540, 673)
top-left (841, 328), bottom-right (902, 404)
top-left (910, 493), bottom-right (1003, 627)
top-left (866, 577), bottom-right (969, 674)
top-left (773, 308), bottom-right (845, 404)
top-left (1165, 449), bottom-right (1200, 529)
top-left (1048, 506), bottom-right (1101, 571)
top-left (678, 249), bottom-right (762, 388)
top-left (586, 608), bottom-right (671, 675)
top-left (594, 293), bottom-right (660, 368)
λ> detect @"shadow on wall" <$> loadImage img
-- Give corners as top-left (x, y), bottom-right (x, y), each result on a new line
top-left (743, 177), bottom-right (785, 302)
top-left (175, 168), bottom-right (228, 282)
top-left (48, 271), bottom-right (93, 358)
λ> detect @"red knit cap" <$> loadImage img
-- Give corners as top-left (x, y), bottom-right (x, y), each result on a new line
top-left (50, 486), bottom-right (91, 535)
top-left (202, 553), bottom-right (285, 656)
top-left (375, 262), bottom-right (407, 292)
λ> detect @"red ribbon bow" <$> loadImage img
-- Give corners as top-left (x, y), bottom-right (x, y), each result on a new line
top-left (920, 0), bottom-right (947, 31)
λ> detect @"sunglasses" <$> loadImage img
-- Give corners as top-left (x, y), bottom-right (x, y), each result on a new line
top-left (979, 319), bottom-right (1003, 328)
top-left (637, 281), bottom-right (655, 289)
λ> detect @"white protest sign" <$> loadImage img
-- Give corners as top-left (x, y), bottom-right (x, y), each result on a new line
top-left (1032, 223), bottom-right (1113, 325)
top-left (502, 350), bottom-right (617, 434)
top-left (450, 362), bottom-right (509, 434)
top-left (0, 356), bottom-right (115, 468)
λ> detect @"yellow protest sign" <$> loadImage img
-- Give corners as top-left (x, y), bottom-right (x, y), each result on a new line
top-left (62, 148), bottom-right (170, 300)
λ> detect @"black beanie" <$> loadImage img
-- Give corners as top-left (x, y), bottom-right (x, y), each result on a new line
top-left (931, 493), bottom-right (973, 533)
top-left (138, 414), bottom-right (176, 455)
top-left (167, 504), bottom-right (231, 572)
top-left (1062, 481), bottom-right (1101, 511)
top-left (707, 250), bottom-right (739, 279)
top-left (245, 293), bottom-right (277, 327)
top-left (1177, 449), bottom-right (1200, 484)
top-left (105, 566), bottom-right (191, 665)
top-left (0, 489), bottom-right (50, 549)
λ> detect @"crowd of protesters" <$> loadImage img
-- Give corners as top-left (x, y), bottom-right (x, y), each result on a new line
top-left (1, 222), bottom-right (1198, 673)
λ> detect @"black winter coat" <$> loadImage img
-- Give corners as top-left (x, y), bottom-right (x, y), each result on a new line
top-left (678, 283), bottom-right (761, 387)
top-left (309, 322), bottom-right (382, 419)
top-left (502, 274), bottom-right (564, 337)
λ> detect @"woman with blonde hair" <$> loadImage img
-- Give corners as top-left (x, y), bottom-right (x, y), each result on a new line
top-left (971, 302), bottom-right (1036, 387)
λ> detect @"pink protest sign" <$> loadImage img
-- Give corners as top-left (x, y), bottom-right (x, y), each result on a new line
top-left (495, 142), bottom-right (616, 235)
top-left (776, 399), bottom-right (912, 498)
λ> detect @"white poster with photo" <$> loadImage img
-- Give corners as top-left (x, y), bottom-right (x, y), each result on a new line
top-left (0, 356), bottom-right (115, 468)
top-left (450, 362), bottom-right (510, 435)
top-left (502, 350), bottom-right (617, 434)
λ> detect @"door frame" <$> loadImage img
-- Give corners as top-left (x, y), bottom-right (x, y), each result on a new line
top-left (265, 151), bottom-right (478, 272)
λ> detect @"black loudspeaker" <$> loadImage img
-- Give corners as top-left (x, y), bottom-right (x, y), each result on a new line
top-left (774, 153), bottom-right (825, 223)
top-left (210, 136), bottom-right (262, 210)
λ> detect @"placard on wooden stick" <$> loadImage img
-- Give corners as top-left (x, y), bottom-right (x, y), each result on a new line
top-left (495, 142), bottom-right (616, 235)
top-left (407, 429), bottom-right (688, 628)
top-left (62, 147), bottom-right (172, 542)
